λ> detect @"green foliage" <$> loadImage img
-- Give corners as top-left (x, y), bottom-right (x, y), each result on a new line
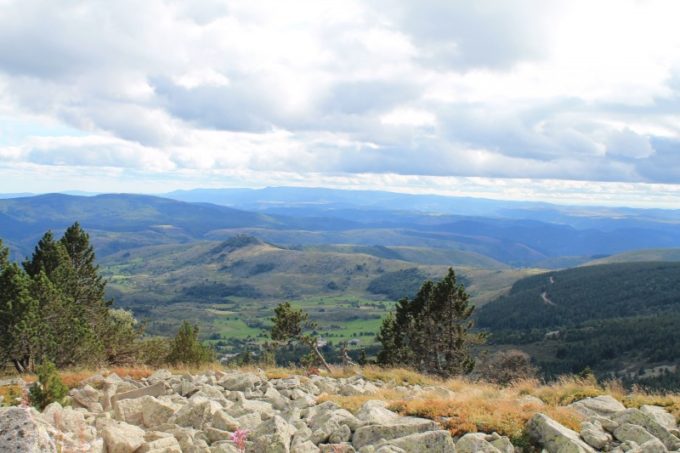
top-left (271, 302), bottom-right (311, 342)
top-left (29, 361), bottom-right (68, 410)
top-left (0, 223), bottom-right (143, 371)
top-left (377, 268), bottom-right (486, 377)
top-left (367, 268), bottom-right (428, 300)
top-left (476, 349), bottom-right (538, 385)
top-left (166, 321), bottom-right (215, 366)
top-left (135, 337), bottom-right (172, 367)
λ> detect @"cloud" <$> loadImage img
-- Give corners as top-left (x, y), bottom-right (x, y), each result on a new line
top-left (0, 0), bottom-right (679, 200)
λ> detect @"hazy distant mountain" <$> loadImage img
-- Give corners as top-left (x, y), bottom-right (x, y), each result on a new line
top-left (2, 191), bottom-right (680, 266)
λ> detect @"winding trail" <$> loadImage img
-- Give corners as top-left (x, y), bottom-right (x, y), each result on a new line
top-left (541, 275), bottom-right (556, 306)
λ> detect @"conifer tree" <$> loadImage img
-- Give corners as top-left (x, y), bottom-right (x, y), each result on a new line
top-left (377, 268), bottom-right (485, 377)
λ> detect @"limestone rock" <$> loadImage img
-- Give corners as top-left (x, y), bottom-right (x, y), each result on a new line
top-left (250, 415), bottom-right (296, 453)
top-left (0, 407), bottom-right (55, 453)
top-left (613, 423), bottom-right (658, 445)
top-left (570, 395), bottom-right (626, 418)
top-left (382, 430), bottom-right (456, 453)
top-left (580, 420), bottom-right (613, 450)
top-left (640, 405), bottom-right (678, 432)
top-left (526, 413), bottom-right (596, 453)
top-left (100, 419), bottom-right (146, 453)
top-left (613, 409), bottom-right (680, 450)
top-left (110, 381), bottom-right (166, 406)
top-left (352, 417), bottom-right (439, 449)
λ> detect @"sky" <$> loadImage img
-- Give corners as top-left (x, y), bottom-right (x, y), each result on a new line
top-left (0, 0), bottom-right (679, 207)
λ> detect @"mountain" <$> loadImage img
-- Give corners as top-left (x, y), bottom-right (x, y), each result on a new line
top-left (101, 235), bottom-right (533, 340)
top-left (584, 248), bottom-right (680, 265)
top-left (477, 262), bottom-right (680, 380)
top-left (0, 193), bottom-right (278, 257)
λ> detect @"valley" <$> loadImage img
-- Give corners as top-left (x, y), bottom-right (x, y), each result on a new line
top-left (1, 187), bottom-right (680, 386)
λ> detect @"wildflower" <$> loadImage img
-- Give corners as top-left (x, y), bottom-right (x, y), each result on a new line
top-left (230, 428), bottom-right (248, 452)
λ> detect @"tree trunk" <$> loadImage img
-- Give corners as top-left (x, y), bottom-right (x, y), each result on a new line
top-left (312, 345), bottom-right (333, 373)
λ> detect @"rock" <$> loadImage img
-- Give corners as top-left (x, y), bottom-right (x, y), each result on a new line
top-left (641, 406), bottom-right (678, 432)
top-left (141, 396), bottom-right (178, 428)
top-left (518, 395), bottom-right (545, 406)
top-left (212, 409), bottom-right (240, 432)
top-left (456, 433), bottom-right (501, 453)
top-left (613, 423), bottom-right (658, 445)
top-left (113, 396), bottom-right (145, 425)
top-left (100, 419), bottom-right (146, 453)
top-left (613, 409), bottom-right (680, 450)
top-left (526, 413), bottom-right (596, 453)
top-left (381, 430), bottom-right (456, 453)
top-left (137, 436), bottom-right (182, 453)
top-left (173, 398), bottom-right (222, 429)
top-left (570, 395), bottom-right (626, 418)
top-left (352, 417), bottom-right (440, 449)
top-left (329, 423), bottom-right (352, 443)
top-left (219, 373), bottom-right (261, 392)
top-left (0, 407), bottom-right (55, 452)
top-left (70, 384), bottom-right (104, 412)
top-left (320, 443), bottom-right (356, 453)
top-left (580, 420), bottom-right (613, 450)
top-left (637, 438), bottom-right (668, 453)
top-left (250, 415), bottom-right (296, 453)
top-left (110, 382), bottom-right (167, 405)
top-left (147, 369), bottom-right (173, 383)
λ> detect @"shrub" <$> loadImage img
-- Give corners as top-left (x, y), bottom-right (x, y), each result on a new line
top-left (29, 361), bottom-right (68, 409)
top-left (476, 349), bottom-right (538, 385)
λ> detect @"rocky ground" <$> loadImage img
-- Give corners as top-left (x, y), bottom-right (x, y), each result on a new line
top-left (1, 369), bottom-right (679, 452)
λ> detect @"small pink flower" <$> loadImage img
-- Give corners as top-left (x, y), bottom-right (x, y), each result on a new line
top-left (230, 428), bottom-right (248, 452)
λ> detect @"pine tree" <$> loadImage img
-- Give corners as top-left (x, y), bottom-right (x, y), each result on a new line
top-left (167, 321), bottom-right (214, 366)
top-left (0, 262), bottom-right (40, 372)
top-left (377, 268), bottom-right (485, 377)
top-left (271, 302), bottom-right (332, 372)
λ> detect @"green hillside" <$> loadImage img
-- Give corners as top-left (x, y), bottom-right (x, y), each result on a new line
top-left (101, 236), bottom-right (534, 351)
top-left (477, 262), bottom-right (680, 380)
top-left (585, 248), bottom-right (680, 265)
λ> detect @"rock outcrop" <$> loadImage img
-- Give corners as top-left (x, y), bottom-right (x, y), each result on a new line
top-left (2, 369), bottom-right (680, 453)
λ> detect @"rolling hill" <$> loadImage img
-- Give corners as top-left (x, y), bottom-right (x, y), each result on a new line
top-left (101, 235), bottom-right (535, 345)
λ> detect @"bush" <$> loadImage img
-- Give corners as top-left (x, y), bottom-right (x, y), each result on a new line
top-left (136, 336), bottom-right (172, 367)
top-left (476, 349), bottom-right (538, 385)
top-left (29, 361), bottom-right (68, 409)
top-left (166, 321), bottom-right (215, 366)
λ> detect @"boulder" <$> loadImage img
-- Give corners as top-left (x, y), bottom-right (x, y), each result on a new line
top-left (352, 417), bottom-right (440, 449)
top-left (569, 395), bottom-right (626, 418)
top-left (250, 415), bottom-right (296, 453)
top-left (219, 373), bottom-right (261, 392)
top-left (613, 409), bottom-right (680, 450)
top-left (613, 423), bottom-right (658, 445)
top-left (173, 398), bottom-right (222, 429)
top-left (640, 405), bottom-right (678, 432)
top-left (141, 396), bottom-right (179, 428)
top-left (381, 430), bottom-right (456, 453)
top-left (100, 419), bottom-right (146, 453)
top-left (137, 436), bottom-right (182, 453)
top-left (0, 407), bottom-right (55, 453)
top-left (580, 420), bottom-right (612, 450)
top-left (70, 384), bottom-right (103, 412)
top-left (456, 433), bottom-right (502, 453)
top-left (526, 413), bottom-right (596, 453)
top-left (113, 396), bottom-right (145, 425)
top-left (110, 382), bottom-right (166, 405)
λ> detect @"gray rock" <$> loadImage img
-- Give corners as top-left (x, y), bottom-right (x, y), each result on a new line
top-left (0, 407), bottom-right (55, 452)
top-left (70, 384), bottom-right (103, 412)
top-left (570, 395), bottom-right (626, 418)
top-left (110, 382), bottom-right (166, 406)
top-left (352, 417), bottom-right (440, 449)
top-left (613, 409), bottom-right (680, 450)
top-left (580, 420), bottom-right (613, 450)
top-left (100, 419), bottom-right (146, 453)
top-left (456, 433), bottom-right (501, 453)
top-left (526, 413), bottom-right (596, 453)
top-left (250, 415), bottom-right (296, 453)
top-left (613, 423), bottom-right (658, 445)
top-left (382, 430), bottom-right (456, 453)
top-left (641, 406), bottom-right (678, 432)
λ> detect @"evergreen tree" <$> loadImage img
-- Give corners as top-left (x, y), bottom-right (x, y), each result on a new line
top-left (0, 262), bottom-right (40, 372)
top-left (23, 231), bottom-right (66, 279)
top-left (271, 302), bottom-right (332, 372)
top-left (167, 321), bottom-right (214, 366)
top-left (377, 268), bottom-right (485, 377)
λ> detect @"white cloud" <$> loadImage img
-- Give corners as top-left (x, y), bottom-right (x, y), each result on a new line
top-left (0, 0), bottom-right (679, 203)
